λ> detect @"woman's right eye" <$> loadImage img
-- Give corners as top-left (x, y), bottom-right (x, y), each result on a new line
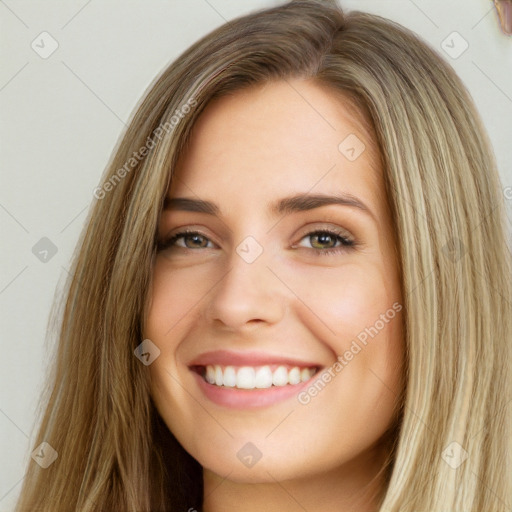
top-left (157, 230), bottom-right (215, 251)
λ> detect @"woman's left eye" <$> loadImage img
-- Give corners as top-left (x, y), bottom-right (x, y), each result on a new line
top-left (296, 229), bottom-right (355, 254)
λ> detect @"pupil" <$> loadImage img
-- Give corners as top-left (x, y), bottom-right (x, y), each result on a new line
top-left (187, 235), bottom-right (206, 248)
top-left (314, 233), bottom-right (335, 248)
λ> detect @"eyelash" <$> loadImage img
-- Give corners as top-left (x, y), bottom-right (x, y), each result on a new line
top-left (157, 228), bottom-right (356, 256)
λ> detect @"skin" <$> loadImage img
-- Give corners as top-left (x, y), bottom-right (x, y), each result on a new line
top-left (144, 79), bottom-right (404, 511)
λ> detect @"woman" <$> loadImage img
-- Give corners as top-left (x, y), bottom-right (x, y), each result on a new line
top-left (15, 1), bottom-right (512, 510)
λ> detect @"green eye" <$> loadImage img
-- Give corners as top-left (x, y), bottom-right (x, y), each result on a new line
top-left (298, 229), bottom-right (355, 254)
top-left (309, 232), bottom-right (342, 249)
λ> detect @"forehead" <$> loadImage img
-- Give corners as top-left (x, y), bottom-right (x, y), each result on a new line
top-left (170, 79), bottom-right (383, 217)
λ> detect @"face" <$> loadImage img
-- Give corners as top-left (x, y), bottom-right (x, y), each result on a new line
top-left (144, 79), bottom-right (404, 486)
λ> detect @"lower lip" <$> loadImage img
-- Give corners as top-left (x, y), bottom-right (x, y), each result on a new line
top-left (191, 370), bottom-right (316, 409)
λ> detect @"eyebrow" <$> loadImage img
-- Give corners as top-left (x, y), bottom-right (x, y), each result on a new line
top-left (163, 193), bottom-right (375, 221)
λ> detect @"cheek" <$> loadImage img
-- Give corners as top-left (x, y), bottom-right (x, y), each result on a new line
top-left (289, 262), bottom-right (404, 402)
top-left (285, 262), bottom-right (400, 346)
top-left (144, 260), bottom-right (213, 343)
top-left (143, 263), bottom-right (206, 442)
top-left (143, 264), bottom-right (203, 404)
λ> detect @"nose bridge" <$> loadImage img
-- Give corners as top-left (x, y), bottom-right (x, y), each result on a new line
top-left (206, 235), bottom-right (285, 328)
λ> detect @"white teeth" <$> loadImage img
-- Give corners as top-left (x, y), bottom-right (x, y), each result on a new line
top-left (202, 364), bottom-right (317, 389)
top-left (206, 365), bottom-right (215, 384)
top-left (301, 368), bottom-right (312, 382)
top-left (214, 366), bottom-right (223, 386)
top-left (272, 366), bottom-right (288, 387)
top-left (237, 367), bottom-right (256, 389)
top-left (223, 366), bottom-right (237, 387)
top-left (255, 366), bottom-right (273, 388)
top-left (288, 367), bottom-right (301, 385)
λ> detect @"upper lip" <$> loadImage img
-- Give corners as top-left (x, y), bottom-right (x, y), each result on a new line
top-left (188, 349), bottom-right (322, 368)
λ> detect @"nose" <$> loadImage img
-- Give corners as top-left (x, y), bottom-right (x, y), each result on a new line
top-left (205, 243), bottom-right (286, 331)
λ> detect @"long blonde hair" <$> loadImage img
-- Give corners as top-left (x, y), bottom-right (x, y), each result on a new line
top-left (15, 1), bottom-right (512, 510)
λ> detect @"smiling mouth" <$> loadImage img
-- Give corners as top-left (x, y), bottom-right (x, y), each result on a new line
top-left (191, 364), bottom-right (320, 390)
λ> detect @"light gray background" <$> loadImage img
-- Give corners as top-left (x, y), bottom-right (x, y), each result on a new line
top-left (1, 1), bottom-right (511, 509)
